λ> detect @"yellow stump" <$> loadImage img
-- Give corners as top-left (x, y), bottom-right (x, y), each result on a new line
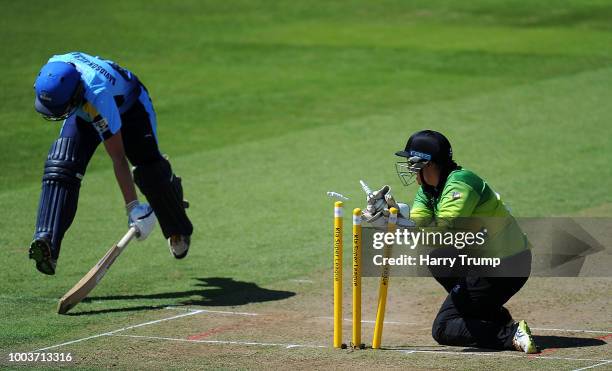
top-left (333, 201), bottom-right (344, 348)
top-left (352, 208), bottom-right (363, 349)
top-left (372, 207), bottom-right (398, 349)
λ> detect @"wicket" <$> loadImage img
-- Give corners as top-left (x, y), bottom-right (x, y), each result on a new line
top-left (352, 208), bottom-right (363, 349)
top-left (332, 202), bottom-right (397, 349)
top-left (333, 201), bottom-right (345, 349)
top-left (372, 207), bottom-right (398, 349)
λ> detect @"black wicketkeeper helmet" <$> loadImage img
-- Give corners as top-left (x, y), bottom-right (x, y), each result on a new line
top-left (395, 130), bottom-right (454, 186)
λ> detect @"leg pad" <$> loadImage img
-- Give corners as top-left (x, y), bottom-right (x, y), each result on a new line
top-left (34, 137), bottom-right (86, 259)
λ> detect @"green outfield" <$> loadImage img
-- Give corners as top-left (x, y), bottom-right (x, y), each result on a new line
top-left (1, 0), bottom-right (611, 369)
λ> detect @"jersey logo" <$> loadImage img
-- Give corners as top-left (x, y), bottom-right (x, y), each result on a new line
top-left (71, 52), bottom-right (117, 85)
top-left (452, 192), bottom-right (462, 200)
top-left (409, 150), bottom-right (432, 160)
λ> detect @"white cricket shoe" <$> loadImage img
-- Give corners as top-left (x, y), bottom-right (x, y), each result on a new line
top-left (512, 320), bottom-right (538, 354)
top-left (168, 235), bottom-right (190, 259)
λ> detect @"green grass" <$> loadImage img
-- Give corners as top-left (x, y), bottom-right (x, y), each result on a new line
top-left (0, 0), bottom-right (611, 367)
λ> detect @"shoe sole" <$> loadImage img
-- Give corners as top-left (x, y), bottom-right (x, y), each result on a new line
top-left (173, 250), bottom-right (188, 259)
top-left (29, 240), bottom-right (55, 275)
top-left (168, 242), bottom-right (188, 259)
top-left (169, 235), bottom-right (190, 260)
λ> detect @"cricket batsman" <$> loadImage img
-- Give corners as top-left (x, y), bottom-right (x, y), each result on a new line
top-left (29, 51), bottom-right (193, 275)
top-left (393, 130), bottom-right (538, 353)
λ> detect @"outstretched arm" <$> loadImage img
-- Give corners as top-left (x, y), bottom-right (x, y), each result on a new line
top-left (103, 131), bottom-right (155, 241)
top-left (103, 131), bottom-right (137, 205)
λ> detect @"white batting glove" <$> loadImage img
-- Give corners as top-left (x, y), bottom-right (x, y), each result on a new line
top-left (127, 201), bottom-right (157, 241)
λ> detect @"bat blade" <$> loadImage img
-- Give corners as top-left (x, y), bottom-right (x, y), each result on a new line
top-left (57, 227), bottom-right (138, 314)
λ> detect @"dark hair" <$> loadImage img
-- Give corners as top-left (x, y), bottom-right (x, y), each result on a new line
top-left (422, 158), bottom-right (461, 199)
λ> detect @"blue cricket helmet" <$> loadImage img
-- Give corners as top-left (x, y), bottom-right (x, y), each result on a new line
top-left (34, 61), bottom-right (84, 120)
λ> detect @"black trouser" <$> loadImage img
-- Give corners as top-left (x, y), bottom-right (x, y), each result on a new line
top-left (431, 251), bottom-right (531, 350)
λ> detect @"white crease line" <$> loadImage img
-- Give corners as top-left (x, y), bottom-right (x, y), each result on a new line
top-left (29, 306), bottom-right (612, 358)
top-left (114, 334), bottom-right (326, 349)
top-left (32, 309), bottom-right (205, 352)
top-left (572, 360), bottom-right (612, 371)
top-left (396, 349), bottom-right (611, 363)
top-left (32, 333), bottom-right (114, 353)
top-left (290, 279), bottom-right (314, 283)
top-left (104, 310), bottom-right (206, 335)
top-left (316, 316), bottom-right (416, 325)
top-left (532, 327), bottom-right (612, 334)
top-left (164, 307), bottom-right (258, 316)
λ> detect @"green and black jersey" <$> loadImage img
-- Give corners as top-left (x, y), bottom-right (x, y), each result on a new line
top-left (411, 168), bottom-right (528, 258)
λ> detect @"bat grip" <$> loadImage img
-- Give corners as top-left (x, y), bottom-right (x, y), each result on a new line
top-left (118, 227), bottom-right (138, 247)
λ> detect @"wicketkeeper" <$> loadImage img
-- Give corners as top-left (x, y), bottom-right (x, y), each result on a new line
top-left (392, 130), bottom-right (538, 353)
top-left (30, 52), bottom-right (193, 275)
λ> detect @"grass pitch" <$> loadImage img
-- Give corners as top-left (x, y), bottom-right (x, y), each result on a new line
top-left (1, 0), bottom-right (611, 369)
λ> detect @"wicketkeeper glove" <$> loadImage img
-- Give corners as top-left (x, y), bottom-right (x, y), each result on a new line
top-left (362, 209), bottom-right (415, 228)
top-left (360, 181), bottom-right (413, 227)
top-left (382, 195), bottom-right (411, 219)
top-left (365, 185), bottom-right (390, 215)
top-left (365, 184), bottom-right (410, 218)
top-left (126, 200), bottom-right (157, 241)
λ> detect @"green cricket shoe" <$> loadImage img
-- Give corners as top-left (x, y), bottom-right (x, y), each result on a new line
top-left (29, 238), bottom-right (57, 275)
top-left (512, 320), bottom-right (538, 354)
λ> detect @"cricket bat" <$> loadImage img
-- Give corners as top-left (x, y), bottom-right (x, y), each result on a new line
top-left (57, 227), bottom-right (138, 314)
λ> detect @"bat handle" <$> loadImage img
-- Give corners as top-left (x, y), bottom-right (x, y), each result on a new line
top-left (118, 227), bottom-right (139, 247)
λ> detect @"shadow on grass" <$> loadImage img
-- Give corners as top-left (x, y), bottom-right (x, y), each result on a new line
top-left (455, 335), bottom-right (607, 352)
top-left (66, 305), bottom-right (169, 316)
top-left (532, 335), bottom-right (607, 350)
top-left (71, 277), bottom-right (295, 316)
top-left (388, 335), bottom-right (607, 353)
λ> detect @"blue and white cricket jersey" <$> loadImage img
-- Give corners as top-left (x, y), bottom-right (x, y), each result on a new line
top-left (48, 51), bottom-right (153, 140)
